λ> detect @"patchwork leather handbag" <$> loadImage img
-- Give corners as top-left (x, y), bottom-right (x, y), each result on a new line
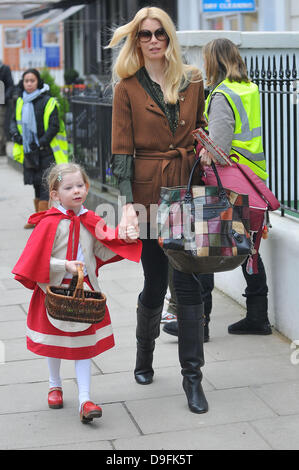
top-left (157, 158), bottom-right (252, 274)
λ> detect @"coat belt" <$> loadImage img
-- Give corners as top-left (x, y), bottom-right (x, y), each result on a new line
top-left (135, 146), bottom-right (194, 191)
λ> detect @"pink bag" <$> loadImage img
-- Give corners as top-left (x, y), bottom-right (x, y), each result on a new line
top-left (233, 161), bottom-right (280, 212)
top-left (202, 159), bottom-right (280, 273)
top-left (202, 161), bottom-right (280, 219)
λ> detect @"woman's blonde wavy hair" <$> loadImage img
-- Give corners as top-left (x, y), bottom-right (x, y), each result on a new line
top-left (107, 6), bottom-right (201, 104)
top-left (203, 38), bottom-right (249, 89)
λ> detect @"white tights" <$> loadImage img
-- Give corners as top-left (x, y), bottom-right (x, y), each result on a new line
top-left (47, 357), bottom-right (91, 410)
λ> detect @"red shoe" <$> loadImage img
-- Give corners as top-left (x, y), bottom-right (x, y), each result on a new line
top-left (80, 401), bottom-right (102, 423)
top-left (48, 387), bottom-right (63, 409)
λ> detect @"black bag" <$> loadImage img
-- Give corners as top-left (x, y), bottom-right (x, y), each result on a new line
top-left (23, 148), bottom-right (40, 169)
top-left (157, 158), bottom-right (253, 274)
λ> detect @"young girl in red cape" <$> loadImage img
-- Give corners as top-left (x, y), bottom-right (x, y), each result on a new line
top-left (12, 162), bottom-right (142, 423)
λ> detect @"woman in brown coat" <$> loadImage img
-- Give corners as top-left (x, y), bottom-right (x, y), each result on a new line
top-left (108, 6), bottom-right (208, 414)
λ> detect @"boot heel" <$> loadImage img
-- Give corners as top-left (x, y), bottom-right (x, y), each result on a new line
top-left (134, 341), bottom-right (154, 385)
top-left (183, 377), bottom-right (208, 414)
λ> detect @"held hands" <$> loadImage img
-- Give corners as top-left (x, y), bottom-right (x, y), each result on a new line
top-left (119, 203), bottom-right (140, 243)
top-left (65, 260), bottom-right (85, 275)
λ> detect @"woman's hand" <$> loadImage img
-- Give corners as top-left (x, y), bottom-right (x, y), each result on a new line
top-left (65, 260), bottom-right (85, 275)
top-left (199, 148), bottom-right (215, 166)
top-left (199, 148), bottom-right (229, 167)
top-left (119, 203), bottom-right (140, 243)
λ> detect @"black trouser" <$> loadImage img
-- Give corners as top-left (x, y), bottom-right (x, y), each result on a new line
top-left (198, 273), bottom-right (214, 309)
top-left (34, 183), bottom-right (49, 201)
top-left (24, 148), bottom-right (54, 201)
top-left (199, 253), bottom-right (268, 300)
top-left (241, 253), bottom-right (268, 298)
top-left (140, 238), bottom-right (203, 308)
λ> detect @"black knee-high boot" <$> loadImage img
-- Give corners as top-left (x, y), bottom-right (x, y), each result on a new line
top-left (134, 296), bottom-right (163, 385)
top-left (203, 295), bottom-right (212, 343)
top-left (177, 303), bottom-right (208, 414)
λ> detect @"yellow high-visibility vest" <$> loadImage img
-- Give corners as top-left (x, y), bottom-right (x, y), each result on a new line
top-left (13, 97), bottom-right (68, 165)
top-left (204, 79), bottom-right (268, 180)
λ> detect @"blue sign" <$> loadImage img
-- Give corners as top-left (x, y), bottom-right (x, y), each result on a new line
top-left (32, 28), bottom-right (43, 48)
top-left (203, 0), bottom-right (256, 12)
top-left (45, 46), bottom-right (60, 68)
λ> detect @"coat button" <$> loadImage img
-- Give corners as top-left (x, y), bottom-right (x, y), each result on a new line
top-left (180, 120), bottom-right (185, 126)
top-left (169, 144), bottom-right (174, 149)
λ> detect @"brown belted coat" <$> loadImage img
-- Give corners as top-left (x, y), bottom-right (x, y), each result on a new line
top-left (111, 74), bottom-right (206, 212)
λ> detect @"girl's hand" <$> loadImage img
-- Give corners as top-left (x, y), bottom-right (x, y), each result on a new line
top-left (65, 260), bottom-right (85, 275)
top-left (119, 203), bottom-right (140, 243)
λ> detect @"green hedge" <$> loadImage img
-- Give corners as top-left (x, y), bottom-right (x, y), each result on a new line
top-left (40, 68), bottom-right (69, 121)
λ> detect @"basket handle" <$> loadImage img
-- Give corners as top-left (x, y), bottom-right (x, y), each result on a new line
top-left (73, 264), bottom-right (85, 300)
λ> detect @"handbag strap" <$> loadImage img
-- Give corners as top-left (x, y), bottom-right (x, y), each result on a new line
top-left (184, 158), bottom-right (226, 203)
top-left (233, 159), bottom-right (280, 211)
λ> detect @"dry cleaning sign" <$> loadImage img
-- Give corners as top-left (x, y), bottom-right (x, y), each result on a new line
top-left (203, 0), bottom-right (256, 12)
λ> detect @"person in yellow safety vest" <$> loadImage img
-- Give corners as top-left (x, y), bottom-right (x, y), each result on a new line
top-left (203, 56), bottom-right (268, 180)
top-left (163, 38), bottom-right (271, 340)
top-left (10, 68), bottom-right (68, 229)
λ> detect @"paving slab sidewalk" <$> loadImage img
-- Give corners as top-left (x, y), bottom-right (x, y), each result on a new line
top-left (0, 156), bottom-right (298, 451)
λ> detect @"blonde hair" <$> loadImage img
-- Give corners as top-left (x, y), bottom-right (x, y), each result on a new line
top-left (107, 6), bottom-right (202, 104)
top-left (47, 163), bottom-right (90, 204)
top-left (203, 38), bottom-right (249, 88)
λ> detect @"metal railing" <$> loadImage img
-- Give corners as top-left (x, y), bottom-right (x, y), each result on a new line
top-left (71, 96), bottom-right (115, 186)
top-left (71, 54), bottom-right (299, 217)
top-left (245, 53), bottom-right (298, 217)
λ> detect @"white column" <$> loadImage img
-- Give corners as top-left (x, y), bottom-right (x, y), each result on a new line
top-left (258, 0), bottom-right (275, 30)
top-left (259, 0), bottom-right (289, 30)
top-left (177, 0), bottom-right (201, 30)
top-left (274, 0), bottom-right (289, 30)
top-left (0, 25), bottom-right (2, 62)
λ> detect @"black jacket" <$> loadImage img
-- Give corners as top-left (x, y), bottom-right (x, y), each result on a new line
top-left (10, 90), bottom-right (61, 186)
top-left (10, 91), bottom-right (60, 148)
top-left (0, 63), bottom-right (14, 101)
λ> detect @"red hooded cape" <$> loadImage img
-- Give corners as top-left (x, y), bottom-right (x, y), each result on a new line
top-left (12, 207), bottom-right (142, 290)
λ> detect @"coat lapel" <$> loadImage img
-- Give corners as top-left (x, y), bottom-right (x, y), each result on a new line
top-left (132, 76), bottom-right (168, 118)
top-left (144, 94), bottom-right (165, 117)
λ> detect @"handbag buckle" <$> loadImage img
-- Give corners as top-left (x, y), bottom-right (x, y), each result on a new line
top-left (184, 192), bottom-right (192, 204)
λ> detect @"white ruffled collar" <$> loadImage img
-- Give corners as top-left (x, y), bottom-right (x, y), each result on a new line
top-left (57, 204), bottom-right (88, 216)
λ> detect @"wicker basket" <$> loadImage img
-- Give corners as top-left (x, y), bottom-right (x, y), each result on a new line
top-left (45, 265), bottom-right (106, 324)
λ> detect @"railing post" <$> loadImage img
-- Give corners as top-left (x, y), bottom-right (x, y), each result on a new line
top-left (72, 101), bottom-right (77, 161)
top-left (266, 56), bottom-right (272, 191)
top-left (279, 55), bottom-right (285, 216)
top-left (272, 55), bottom-right (279, 198)
top-left (292, 54), bottom-right (298, 211)
top-left (285, 54), bottom-right (292, 210)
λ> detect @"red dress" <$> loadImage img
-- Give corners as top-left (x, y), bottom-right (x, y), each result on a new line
top-left (26, 277), bottom-right (115, 360)
top-left (13, 207), bottom-right (142, 360)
